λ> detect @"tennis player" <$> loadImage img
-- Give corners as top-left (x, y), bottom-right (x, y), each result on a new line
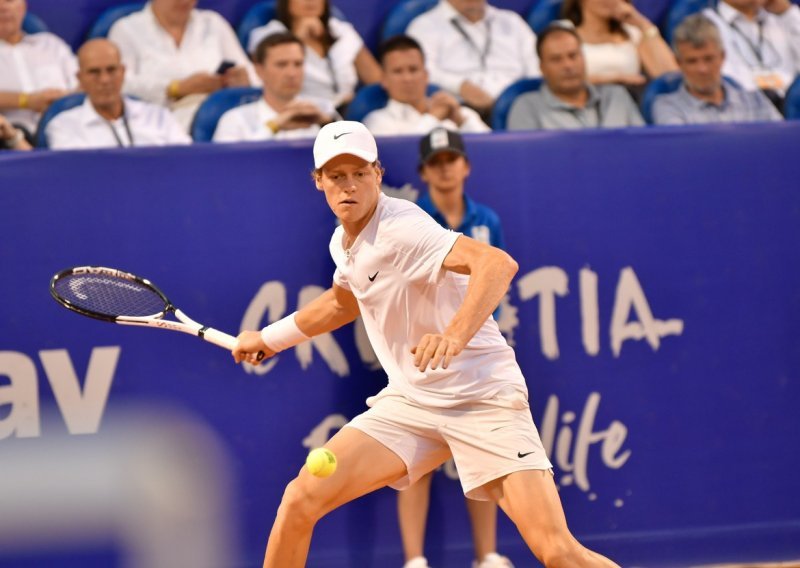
top-left (233, 121), bottom-right (619, 568)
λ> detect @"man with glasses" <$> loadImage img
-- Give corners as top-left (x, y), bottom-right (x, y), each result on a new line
top-left (46, 39), bottom-right (189, 149)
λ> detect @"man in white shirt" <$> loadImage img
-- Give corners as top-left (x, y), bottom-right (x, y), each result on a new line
top-left (363, 35), bottom-right (490, 136)
top-left (108, 0), bottom-right (258, 131)
top-left (46, 39), bottom-right (190, 149)
top-left (213, 33), bottom-right (336, 143)
top-left (406, 0), bottom-right (539, 114)
top-left (703, 0), bottom-right (800, 100)
top-left (232, 121), bottom-right (620, 568)
top-left (0, 0), bottom-right (77, 135)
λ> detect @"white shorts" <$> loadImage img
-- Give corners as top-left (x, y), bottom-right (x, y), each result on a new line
top-left (346, 386), bottom-right (553, 500)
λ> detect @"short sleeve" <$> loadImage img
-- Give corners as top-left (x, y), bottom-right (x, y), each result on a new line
top-left (385, 208), bottom-right (461, 285)
top-left (333, 267), bottom-right (350, 290)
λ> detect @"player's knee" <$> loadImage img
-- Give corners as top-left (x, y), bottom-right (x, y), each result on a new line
top-left (538, 539), bottom-right (590, 568)
top-left (277, 477), bottom-right (326, 527)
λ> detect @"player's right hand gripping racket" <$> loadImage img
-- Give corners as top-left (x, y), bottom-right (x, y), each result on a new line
top-left (50, 266), bottom-right (263, 360)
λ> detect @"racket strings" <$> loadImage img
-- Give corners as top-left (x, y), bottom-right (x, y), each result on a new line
top-left (53, 274), bottom-right (167, 318)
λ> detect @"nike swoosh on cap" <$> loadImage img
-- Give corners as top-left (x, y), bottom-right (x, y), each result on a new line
top-left (333, 132), bottom-right (352, 140)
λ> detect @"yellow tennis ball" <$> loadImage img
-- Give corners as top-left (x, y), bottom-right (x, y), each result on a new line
top-left (306, 448), bottom-right (337, 478)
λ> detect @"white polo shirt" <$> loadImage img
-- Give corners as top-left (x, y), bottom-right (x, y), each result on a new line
top-left (212, 96), bottom-right (335, 142)
top-left (363, 98), bottom-right (490, 136)
top-left (248, 18), bottom-right (363, 107)
top-left (45, 97), bottom-right (191, 149)
top-left (331, 193), bottom-right (527, 408)
top-left (0, 32), bottom-right (78, 133)
top-left (406, 0), bottom-right (539, 99)
top-left (108, 3), bottom-right (258, 129)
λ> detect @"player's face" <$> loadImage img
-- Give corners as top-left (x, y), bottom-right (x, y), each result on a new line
top-left (315, 154), bottom-right (382, 232)
top-left (540, 31), bottom-right (586, 96)
top-left (420, 151), bottom-right (470, 194)
top-left (676, 41), bottom-right (724, 96)
top-left (381, 49), bottom-right (428, 105)
top-left (0, 0), bottom-right (26, 41)
top-left (258, 43), bottom-right (305, 100)
top-left (78, 44), bottom-right (126, 110)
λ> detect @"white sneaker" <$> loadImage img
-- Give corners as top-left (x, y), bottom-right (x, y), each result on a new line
top-left (403, 556), bottom-right (431, 568)
top-left (472, 552), bottom-right (514, 568)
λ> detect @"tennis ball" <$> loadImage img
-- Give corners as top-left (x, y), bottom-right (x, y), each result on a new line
top-left (306, 448), bottom-right (337, 478)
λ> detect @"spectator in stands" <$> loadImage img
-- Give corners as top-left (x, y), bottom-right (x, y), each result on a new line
top-left (406, 0), bottom-right (539, 116)
top-left (0, 0), bottom-right (77, 136)
top-left (508, 22), bottom-right (644, 129)
top-left (400, 128), bottom-right (508, 568)
top-left (247, 0), bottom-right (381, 110)
top-left (653, 15), bottom-right (782, 124)
top-left (108, 0), bottom-right (258, 132)
top-left (214, 32), bottom-right (336, 142)
top-left (562, 0), bottom-right (677, 92)
top-left (364, 35), bottom-right (489, 136)
top-left (45, 39), bottom-right (190, 149)
top-left (703, 0), bottom-right (800, 106)
top-left (0, 113), bottom-right (31, 150)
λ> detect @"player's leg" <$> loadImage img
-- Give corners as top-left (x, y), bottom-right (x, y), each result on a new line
top-left (263, 426), bottom-right (408, 568)
top-left (489, 470), bottom-right (619, 568)
top-left (397, 471), bottom-right (434, 566)
top-left (465, 497), bottom-right (515, 567)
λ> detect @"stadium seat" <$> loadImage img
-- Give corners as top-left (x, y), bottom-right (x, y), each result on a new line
top-left (22, 13), bottom-right (48, 34)
top-left (527, 0), bottom-right (563, 35)
top-left (381, 0), bottom-right (437, 41)
top-left (189, 87), bottom-right (262, 142)
top-left (86, 2), bottom-right (146, 40)
top-left (345, 83), bottom-right (440, 122)
top-left (491, 77), bottom-right (544, 130)
top-left (237, 1), bottom-right (347, 51)
top-left (785, 76), bottom-right (800, 120)
top-left (663, 0), bottom-right (714, 43)
top-left (35, 93), bottom-right (86, 148)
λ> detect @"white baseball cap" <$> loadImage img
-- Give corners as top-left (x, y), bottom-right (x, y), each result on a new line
top-left (313, 121), bottom-right (378, 169)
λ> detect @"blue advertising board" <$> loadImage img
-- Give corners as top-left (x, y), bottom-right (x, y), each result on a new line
top-left (1, 124), bottom-right (799, 567)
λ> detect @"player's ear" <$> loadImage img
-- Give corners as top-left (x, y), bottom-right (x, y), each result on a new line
top-left (313, 169), bottom-right (324, 191)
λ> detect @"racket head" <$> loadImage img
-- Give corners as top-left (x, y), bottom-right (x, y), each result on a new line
top-left (50, 266), bottom-right (170, 322)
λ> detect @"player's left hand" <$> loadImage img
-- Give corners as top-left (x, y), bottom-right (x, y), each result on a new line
top-left (411, 333), bottom-right (465, 372)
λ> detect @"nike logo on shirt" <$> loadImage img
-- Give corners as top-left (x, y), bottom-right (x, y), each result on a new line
top-left (368, 271), bottom-right (379, 282)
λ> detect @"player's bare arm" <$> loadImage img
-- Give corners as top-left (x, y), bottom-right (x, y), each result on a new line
top-left (233, 283), bottom-right (360, 364)
top-left (412, 235), bottom-right (518, 371)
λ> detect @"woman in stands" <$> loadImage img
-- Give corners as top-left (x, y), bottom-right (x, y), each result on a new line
top-left (562, 0), bottom-right (677, 95)
top-left (108, 0), bottom-right (257, 132)
top-left (247, 0), bottom-right (381, 111)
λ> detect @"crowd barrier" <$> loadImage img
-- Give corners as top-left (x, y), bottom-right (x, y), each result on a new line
top-left (1, 124), bottom-right (799, 567)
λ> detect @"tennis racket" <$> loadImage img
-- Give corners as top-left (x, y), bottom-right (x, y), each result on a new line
top-left (50, 266), bottom-right (263, 360)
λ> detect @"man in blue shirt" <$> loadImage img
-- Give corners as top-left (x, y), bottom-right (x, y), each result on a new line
top-left (398, 127), bottom-right (512, 568)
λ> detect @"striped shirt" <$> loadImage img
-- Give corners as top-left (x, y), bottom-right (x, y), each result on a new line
top-left (652, 82), bottom-right (782, 125)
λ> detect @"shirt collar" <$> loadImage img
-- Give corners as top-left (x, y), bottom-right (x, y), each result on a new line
top-left (439, 0), bottom-right (495, 24)
top-left (417, 193), bottom-right (476, 231)
top-left (679, 82), bottom-right (730, 110)
top-left (540, 83), bottom-right (597, 110)
top-left (386, 98), bottom-right (424, 118)
top-left (81, 96), bottom-right (138, 126)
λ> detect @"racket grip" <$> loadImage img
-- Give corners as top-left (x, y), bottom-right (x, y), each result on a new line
top-left (200, 327), bottom-right (238, 351)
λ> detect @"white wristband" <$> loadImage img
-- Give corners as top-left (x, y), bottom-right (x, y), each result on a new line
top-left (260, 312), bottom-right (310, 352)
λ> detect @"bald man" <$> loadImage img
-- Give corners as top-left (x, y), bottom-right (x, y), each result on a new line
top-left (45, 38), bottom-right (190, 149)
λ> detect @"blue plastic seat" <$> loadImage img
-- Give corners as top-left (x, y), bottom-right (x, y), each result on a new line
top-left (785, 75), bottom-right (800, 120)
top-left (237, 1), bottom-right (347, 51)
top-left (22, 13), bottom-right (49, 34)
top-left (491, 78), bottom-right (544, 130)
top-left (190, 87), bottom-right (263, 142)
top-left (526, 0), bottom-right (563, 35)
top-left (381, 0), bottom-right (437, 41)
top-left (35, 93), bottom-right (87, 148)
top-left (86, 2), bottom-right (146, 40)
top-left (345, 83), bottom-right (440, 122)
top-left (663, 0), bottom-right (714, 43)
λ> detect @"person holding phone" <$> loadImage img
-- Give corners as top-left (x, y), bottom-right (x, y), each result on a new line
top-left (108, 0), bottom-right (258, 131)
top-left (213, 32), bottom-right (337, 142)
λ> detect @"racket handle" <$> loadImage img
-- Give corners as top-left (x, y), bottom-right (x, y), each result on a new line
top-left (200, 327), bottom-right (238, 350)
top-left (201, 327), bottom-right (265, 361)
